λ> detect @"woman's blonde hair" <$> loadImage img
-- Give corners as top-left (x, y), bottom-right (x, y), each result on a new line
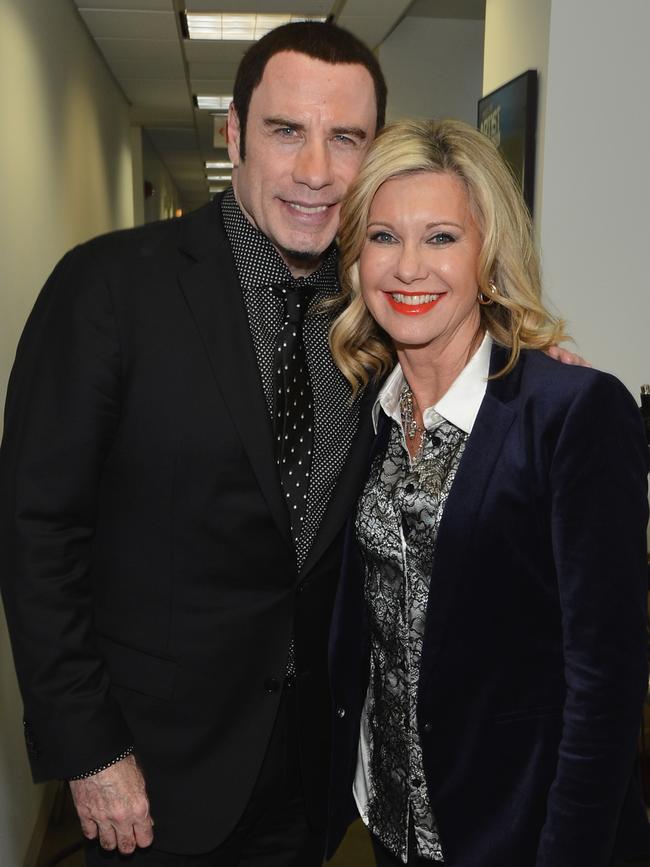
top-left (330, 118), bottom-right (567, 393)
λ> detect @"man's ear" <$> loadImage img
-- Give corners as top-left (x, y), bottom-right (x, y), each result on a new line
top-left (227, 104), bottom-right (242, 166)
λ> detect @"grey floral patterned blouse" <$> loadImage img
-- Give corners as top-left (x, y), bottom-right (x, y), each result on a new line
top-left (355, 412), bottom-right (467, 862)
top-left (352, 335), bottom-right (492, 864)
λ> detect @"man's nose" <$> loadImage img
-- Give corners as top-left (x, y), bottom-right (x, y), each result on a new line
top-left (292, 139), bottom-right (334, 189)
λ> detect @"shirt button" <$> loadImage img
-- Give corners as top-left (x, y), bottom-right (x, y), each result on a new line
top-left (422, 721), bottom-right (433, 734)
top-left (411, 778), bottom-right (423, 788)
top-left (405, 483), bottom-right (415, 494)
top-left (431, 436), bottom-right (441, 448)
top-left (336, 707), bottom-right (346, 719)
top-left (264, 677), bottom-right (280, 693)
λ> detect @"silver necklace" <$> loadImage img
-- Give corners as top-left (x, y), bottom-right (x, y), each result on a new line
top-left (399, 384), bottom-right (426, 441)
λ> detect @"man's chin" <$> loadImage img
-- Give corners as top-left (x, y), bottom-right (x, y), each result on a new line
top-left (277, 242), bottom-right (333, 276)
top-left (283, 248), bottom-right (322, 263)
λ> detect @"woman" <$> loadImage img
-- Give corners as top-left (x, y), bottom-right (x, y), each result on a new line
top-left (326, 119), bottom-right (650, 867)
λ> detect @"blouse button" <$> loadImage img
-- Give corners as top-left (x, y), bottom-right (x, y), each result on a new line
top-left (336, 707), bottom-right (346, 719)
top-left (405, 483), bottom-right (415, 494)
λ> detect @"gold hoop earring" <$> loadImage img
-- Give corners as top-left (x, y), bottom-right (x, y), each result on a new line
top-left (477, 281), bottom-right (499, 306)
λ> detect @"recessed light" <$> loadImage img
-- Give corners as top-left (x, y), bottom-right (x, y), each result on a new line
top-left (195, 95), bottom-right (232, 111)
top-left (207, 175), bottom-right (231, 181)
top-left (184, 13), bottom-right (327, 42)
top-left (205, 161), bottom-right (233, 170)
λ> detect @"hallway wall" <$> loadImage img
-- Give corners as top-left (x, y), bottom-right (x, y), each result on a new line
top-left (483, 0), bottom-right (551, 225)
top-left (0, 0), bottom-right (135, 863)
top-left (484, 0), bottom-right (650, 400)
top-left (539, 0), bottom-right (650, 400)
top-left (379, 16), bottom-right (484, 126)
top-left (142, 130), bottom-right (182, 223)
top-left (484, 0), bottom-right (650, 545)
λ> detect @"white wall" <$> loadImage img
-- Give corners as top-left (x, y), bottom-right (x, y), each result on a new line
top-left (484, 0), bottom-right (650, 547)
top-left (539, 0), bottom-right (650, 399)
top-left (483, 0), bottom-right (551, 222)
top-left (0, 0), bottom-right (135, 863)
top-left (484, 0), bottom-right (650, 398)
top-left (379, 16), bottom-right (484, 125)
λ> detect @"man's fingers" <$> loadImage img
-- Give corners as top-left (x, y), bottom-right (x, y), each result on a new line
top-left (545, 345), bottom-right (592, 367)
top-left (133, 818), bottom-right (155, 848)
top-left (78, 816), bottom-right (98, 840)
top-left (97, 823), bottom-right (118, 851)
top-left (115, 828), bottom-right (138, 855)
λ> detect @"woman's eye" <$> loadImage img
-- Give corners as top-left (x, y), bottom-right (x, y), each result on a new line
top-left (368, 231), bottom-right (396, 244)
top-left (428, 232), bottom-right (455, 244)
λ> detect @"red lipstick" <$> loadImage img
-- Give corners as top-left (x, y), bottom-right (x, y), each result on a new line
top-left (386, 292), bottom-right (442, 315)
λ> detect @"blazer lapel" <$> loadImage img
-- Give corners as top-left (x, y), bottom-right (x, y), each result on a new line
top-left (300, 384), bottom-right (379, 578)
top-left (419, 346), bottom-right (522, 689)
top-left (176, 202), bottom-right (292, 548)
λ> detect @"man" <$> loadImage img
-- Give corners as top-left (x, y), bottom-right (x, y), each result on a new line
top-left (0, 20), bottom-right (581, 867)
top-left (0, 21), bottom-right (384, 867)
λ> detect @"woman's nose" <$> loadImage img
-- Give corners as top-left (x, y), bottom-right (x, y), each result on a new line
top-left (394, 243), bottom-right (426, 283)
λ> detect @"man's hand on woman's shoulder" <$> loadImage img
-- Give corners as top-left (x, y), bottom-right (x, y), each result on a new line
top-left (546, 345), bottom-right (591, 367)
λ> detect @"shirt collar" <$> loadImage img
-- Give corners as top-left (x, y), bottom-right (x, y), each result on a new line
top-left (372, 332), bottom-right (493, 434)
top-left (220, 186), bottom-right (339, 296)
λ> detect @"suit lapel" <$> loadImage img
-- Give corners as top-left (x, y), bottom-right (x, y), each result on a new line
top-left (176, 201), bottom-right (292, 548)
top-left (419, 346), bottom-right (522, 689)
top-left (300, 384), bottom-right (379, 578)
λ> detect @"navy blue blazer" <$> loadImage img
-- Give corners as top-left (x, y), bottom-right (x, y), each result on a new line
top-left (327, 345), bottom-right (650, 867)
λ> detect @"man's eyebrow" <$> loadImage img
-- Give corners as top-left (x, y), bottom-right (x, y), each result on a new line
top-left (331, 126), bottom-right (368, 140)
top-left (264, 117), bottom-right (305, 131)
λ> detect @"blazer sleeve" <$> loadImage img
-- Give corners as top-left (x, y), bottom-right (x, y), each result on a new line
top-left (536, 370), bottom-right (650, 866)
top-left (0, 244), bottom-right (133, 781)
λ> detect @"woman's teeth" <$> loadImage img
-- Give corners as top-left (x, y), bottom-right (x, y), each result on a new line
top-left (392, 293), bottom-right (440, 305)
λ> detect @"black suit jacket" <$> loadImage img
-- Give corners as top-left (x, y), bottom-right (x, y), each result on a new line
top-left (0, 197), bottom-right (374, 853)
top-left (328, 346), bottom-right (650, 867)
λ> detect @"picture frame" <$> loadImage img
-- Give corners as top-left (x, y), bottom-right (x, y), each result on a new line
top-left (478, 70), bottom-right (538, 215)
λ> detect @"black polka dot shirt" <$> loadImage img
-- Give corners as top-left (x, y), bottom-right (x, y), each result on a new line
top-left (221, 188), bottom-right (362, 569)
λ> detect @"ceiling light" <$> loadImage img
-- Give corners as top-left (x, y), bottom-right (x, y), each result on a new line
top-left (207, 175), bottom-right (231, 181)
top-left (184, 13), bottom-right (327, 42)
top-left (205, 161), bottom-right (232, 170)
top-left (210, 186), bottom-right (227, 194)
top-left (195, 95), bottom-right (232, 111)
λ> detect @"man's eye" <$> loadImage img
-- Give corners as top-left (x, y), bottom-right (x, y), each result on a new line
top-left (276, 127), bottom-right (296, 137)
top-left (333, 134), bottom-right (355, 146)
top-left (368, 231), bottom-right (396, 244)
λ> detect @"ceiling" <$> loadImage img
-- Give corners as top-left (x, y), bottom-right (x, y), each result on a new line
top-left (71, 0), bottom-right (485, 212)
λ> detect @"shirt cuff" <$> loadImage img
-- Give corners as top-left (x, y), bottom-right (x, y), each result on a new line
top-left (67, 746), bottom-right (134, 781)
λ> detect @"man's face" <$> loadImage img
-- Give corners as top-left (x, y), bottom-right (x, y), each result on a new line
top-left (227, 51), bottom-right (377, 277)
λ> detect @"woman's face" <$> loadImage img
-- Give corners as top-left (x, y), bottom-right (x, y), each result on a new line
top-left (359, 171), bottom-right (483, 359)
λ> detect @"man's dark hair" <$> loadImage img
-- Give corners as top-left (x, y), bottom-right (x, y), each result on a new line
top-left (232, 21), bottom-right (387, 160)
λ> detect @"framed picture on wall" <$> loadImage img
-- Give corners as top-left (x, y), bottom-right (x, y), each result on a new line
top-left (477, 70), bottom-right (538, 215)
